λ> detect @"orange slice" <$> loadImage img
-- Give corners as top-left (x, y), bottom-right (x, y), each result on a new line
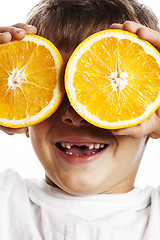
top-left (65, 29), bottom-right (160, 129)
top-left (0, 34), bottom-right (64, 128)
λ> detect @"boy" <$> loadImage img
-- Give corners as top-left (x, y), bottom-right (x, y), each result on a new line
top-left (1, 0), bottom-right (160, 239)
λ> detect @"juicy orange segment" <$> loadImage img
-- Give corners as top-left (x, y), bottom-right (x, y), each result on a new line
top-left (65, 29), bottom-right (160, 129)
top-left (0, 34), bottom-right (64, 128)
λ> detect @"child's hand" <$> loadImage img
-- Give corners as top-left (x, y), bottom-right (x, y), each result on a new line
top-left (109, 21), bottom-right (160, 139)
top-left (0, 23), bottom-right (37, 43)
top-left (111, 111), bottom-right (160, 139)
top-left (0, 126), bottom-right (28, 135)
top-left (0, 23), bottom-right (37, 136)
top-left (110, 21), bottom-right (160, 51)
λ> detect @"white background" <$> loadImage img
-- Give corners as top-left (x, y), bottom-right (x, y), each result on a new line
top-left (0, 0), bottom-right (160, 188)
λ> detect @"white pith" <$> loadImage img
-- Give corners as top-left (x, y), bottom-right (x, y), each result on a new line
top-left (8, 68), bottom-right (26, 90)
top-left (108, 63), bottom-right (129, 92)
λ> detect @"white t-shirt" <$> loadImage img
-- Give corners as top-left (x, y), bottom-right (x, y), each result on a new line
top-left (0, 169), bottom-right (160, 240)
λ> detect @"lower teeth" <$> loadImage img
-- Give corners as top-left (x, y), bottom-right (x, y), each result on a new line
top-left (65, 151), bottom-right (96, 156)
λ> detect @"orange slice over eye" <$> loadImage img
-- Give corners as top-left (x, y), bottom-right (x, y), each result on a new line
top-left (0, 34), bottom-right (64, 128)
top-left (65, 29), bottom-right (160, 129)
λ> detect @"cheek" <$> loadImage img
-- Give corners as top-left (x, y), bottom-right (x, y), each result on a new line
top-left (29, 125), bottom-right (51, 161)
top-left (30, 129), bottom-right (57, 181)
top-left (113, 136), bottom-right (146, 172)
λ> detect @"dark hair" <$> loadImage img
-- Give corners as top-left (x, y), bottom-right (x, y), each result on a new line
top-left (26, 0), bottom-right (159, 50)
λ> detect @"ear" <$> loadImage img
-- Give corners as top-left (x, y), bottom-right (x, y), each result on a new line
top-left (24, 127), bottom-right (30, 138)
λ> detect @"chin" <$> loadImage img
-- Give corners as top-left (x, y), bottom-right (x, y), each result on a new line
top-left (63, 188), bottom-right (98, 196)
top-left (59, 179), bottom-right (106, 196)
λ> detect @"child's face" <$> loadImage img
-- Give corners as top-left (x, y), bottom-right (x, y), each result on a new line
top-left (28, 49), bottom-right (148, 196)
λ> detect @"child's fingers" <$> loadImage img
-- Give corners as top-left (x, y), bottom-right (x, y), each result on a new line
top-left (12, 23), bottom-right (37, 34)
top-left (111, 122), bottom-right (148, 138)
top-left (122, 21), bottom-right (160, 50)
top-left (149, 131), bottom-right (160, 139)
top-left (109, 23), bottom-right (123, 30)
top-left (0, 126), bottom-right (28, 135)
top-left (0, 26), bottom-right (26, 42)
top-left (0, 32), bottom-right (12, 44)
top-left (122, 21), bottom-right (145, 33)
top-left (110, 21), bottom-right (143, 32)
top-left (136, 28), bottom-right (160, 50)
top-left (0, 24), bottom-right (37, 43)
top-left (0, 126), bottom-right (14, 135)
top-left (110, 21), bottom-right (160, 49)
top-left (111, 125), bottom-right (141, 138)
top-left (111, 111), bottom-right (160, 138)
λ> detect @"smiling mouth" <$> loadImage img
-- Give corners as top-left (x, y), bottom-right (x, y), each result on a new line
top-left (55, 142), bottom-right (108, 157)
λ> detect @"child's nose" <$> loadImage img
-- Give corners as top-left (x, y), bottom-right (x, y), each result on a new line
top-left (62, 105), bottom-right (89, 127)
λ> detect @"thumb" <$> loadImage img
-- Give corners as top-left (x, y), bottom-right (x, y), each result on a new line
top-left (0, 126), bottom-right (28, 135)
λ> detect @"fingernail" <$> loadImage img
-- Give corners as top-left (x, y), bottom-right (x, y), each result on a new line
top-left (27, 25), bottom-right (34, 28)
top-left (26, 26), bottom-right (36, 34)
top-left (14, 28), bottom-right (23, 34)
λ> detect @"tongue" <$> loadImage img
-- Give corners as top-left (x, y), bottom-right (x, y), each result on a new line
top-left (65, 146), bottom-right (99, 155)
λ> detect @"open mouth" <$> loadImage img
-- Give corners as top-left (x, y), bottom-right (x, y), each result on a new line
top-left (55, 142), bottom-right (108, 157)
